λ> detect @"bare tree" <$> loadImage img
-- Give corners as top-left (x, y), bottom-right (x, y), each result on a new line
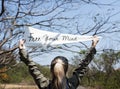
top-left (0, 0), bottom-right (120, 67)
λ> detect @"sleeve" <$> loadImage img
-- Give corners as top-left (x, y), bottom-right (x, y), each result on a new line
top-left (68, 47), bottom-right (96, 88)
top-left (19, 49), bottom-right (49, 89)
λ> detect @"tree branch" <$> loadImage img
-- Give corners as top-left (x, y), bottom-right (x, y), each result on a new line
top-left (0, 46), bottom-right (18, 55)
top-left (0, 0), bottom-right (5, 16)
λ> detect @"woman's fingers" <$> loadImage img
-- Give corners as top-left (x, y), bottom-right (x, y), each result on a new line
top-left (19, 39), bottom-right (25, 49)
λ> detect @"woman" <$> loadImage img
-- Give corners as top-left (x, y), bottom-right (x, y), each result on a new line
top-left (19, 36), bottom-right (99, 89)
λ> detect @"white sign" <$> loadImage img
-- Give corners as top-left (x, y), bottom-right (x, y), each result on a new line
top-left (24, 27), bottom-right (101, 47)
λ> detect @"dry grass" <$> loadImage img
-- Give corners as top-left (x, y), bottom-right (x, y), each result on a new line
top-left (0, 84), bottom-right (38, 89)
top-left (0, 84), bottom-right (101, 89)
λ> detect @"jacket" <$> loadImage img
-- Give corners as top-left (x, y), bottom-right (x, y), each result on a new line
top-left (19, 47), bottom-right (96, 89)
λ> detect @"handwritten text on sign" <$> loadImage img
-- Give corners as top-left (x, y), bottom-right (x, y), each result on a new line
top-left (28, 33), bottom-right (78, 42)
top-left (24, 27), bottom-right (100, 46)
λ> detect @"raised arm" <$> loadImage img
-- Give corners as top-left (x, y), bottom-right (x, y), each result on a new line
top-left (68, 36), bottom-right (99, 88)
top-left (19, 39), bottom-right (49, 89)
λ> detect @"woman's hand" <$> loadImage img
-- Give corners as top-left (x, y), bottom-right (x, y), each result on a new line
top-left (92, 36), bottom-right (99, 48)
top-left (19, 39), bottom-right (25, 49)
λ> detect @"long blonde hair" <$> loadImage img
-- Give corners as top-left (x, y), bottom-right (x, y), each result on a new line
top-left (50, 56), bottom-right (68, 89)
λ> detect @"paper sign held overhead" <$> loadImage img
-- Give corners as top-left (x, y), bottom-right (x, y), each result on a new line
top-left (24, 27), bottom-right (101, 47)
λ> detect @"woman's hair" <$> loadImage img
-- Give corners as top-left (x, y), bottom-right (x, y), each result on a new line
top-left (50, 56), bottom-right (68, 89)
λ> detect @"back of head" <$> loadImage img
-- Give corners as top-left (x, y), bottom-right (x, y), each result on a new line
top-left (50, 56), bottom-right (68, 89)
top-left (51, 56), bottom-right (68, 75)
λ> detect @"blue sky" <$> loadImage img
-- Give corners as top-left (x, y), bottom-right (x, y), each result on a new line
top-left (1, 0), bottom-right (120, 68)
top-left (24, 0), bottom-right (120, 68)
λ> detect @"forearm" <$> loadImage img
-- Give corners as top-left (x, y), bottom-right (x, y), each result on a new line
top-left (72, 47), bottom-right (96, 85)
top-left (28, 61), bottom-right (49, 89)
top-left (19, 49), bottom-right (49, 89)
top-left (79, 47), bottom-right (96, 67)
top-left (75, 47), bottom-right (96, 73)
top-left (19, 49), bottom-right (30, 65)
